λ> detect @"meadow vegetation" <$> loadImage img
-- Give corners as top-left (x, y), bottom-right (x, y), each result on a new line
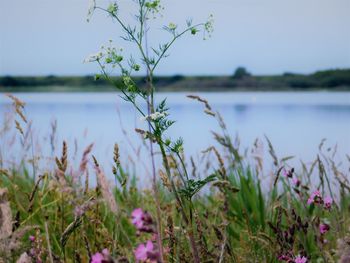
top-left (1, 1), bottom-right (350, 263)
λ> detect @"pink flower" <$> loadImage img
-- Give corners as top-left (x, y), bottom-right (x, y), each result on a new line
top-left (307, 190), bottom-right (321, 205)
top-left (295, 255), bottom-right (307, 263)
top-left (29, 235), bottom-right (35, 242)
top-left (91, 252), bottom-right (104, 263)
top-left (102, 248), bottom-right (109, 256)
top-left (283, 168), bottom-right (293, 178)
top-left (278, 254), bottom-right (291, 261)
top-left (132, 208), bottom-right (145, 229)
top-left (134, 240), bottom-right (155, 262)
top-left (319, 223), bottom-right (330, 234)
top-left (292, 177), bottom-right (300, 187)
top-left (324, 196), bottom-right (333, 209)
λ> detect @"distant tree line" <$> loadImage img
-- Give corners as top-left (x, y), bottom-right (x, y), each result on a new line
top-left (0, 69), bottom-right (349, 92)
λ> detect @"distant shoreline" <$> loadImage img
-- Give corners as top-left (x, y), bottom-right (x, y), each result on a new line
top-left (1, 69), bottom-right (350, 92)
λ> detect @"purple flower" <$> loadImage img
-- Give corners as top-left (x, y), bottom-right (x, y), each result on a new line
top-left (90, 249), bottom-right (110, 263)
top-left (324, 196), bottom-right (333, 209)
top-left (295, 255), bottom-right (307, 263)
top-left (278, 254), bottom-right (291, 261)
top-left (131, 208), bottom-right (154, 233)
top-left (132, 208), bottom-right (145, 229)
top-left (292, 177), bottom-right (301, 187)
top-left (307, 190), bottom-right (321, 205)
top-left (102, 248), bottom-right (109, 256)
top-left (91, 252), bottom-right (104, 263)
top-left (134, 240), bottom-right (157, 262)
top-left (319, 223), bottom-right (330, 234)
top-left (29, 235), bottom-right (35, 242)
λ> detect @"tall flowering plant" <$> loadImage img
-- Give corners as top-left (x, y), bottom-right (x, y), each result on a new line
top-left (86, 1), bottom-right (214, 262)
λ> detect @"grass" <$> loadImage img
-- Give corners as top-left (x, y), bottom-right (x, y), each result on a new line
top-left (0, 94), bottom-right (350, 263)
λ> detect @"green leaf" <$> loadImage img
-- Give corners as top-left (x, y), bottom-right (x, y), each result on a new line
top-left (178, 174), bottom-right (217, 200)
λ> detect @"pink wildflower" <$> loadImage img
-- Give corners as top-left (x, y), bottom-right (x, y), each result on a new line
top-left (319, 223), bottom-right (330, 234)
top-left (324, 196), bottom-right (333, 209)
top-left (307, 190), bottom-right (321, 205)
top-left (29, 235), bottom-right (35, 242)
top-left (292, 177), bottom-right (300, 187)
top-left (294, 255), bottom-right (307, 263)
top-left (278, 254), bottom-right (291, 261)
top-left (134, 240), bottom-right (155, 262)
top-left (102, 248), bottom-right (109, 256)
top-left (132, 208), bottom-right (144, 229)
top-left (91, 252), bottom-right (104, 263)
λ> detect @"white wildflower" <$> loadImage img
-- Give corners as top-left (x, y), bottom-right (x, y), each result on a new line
top-left (83, 52), bottom-right (104, 63)
top-left (140, 112), bottom-right (167, 122)
top-left (168, 23), bottom-right (177, 30)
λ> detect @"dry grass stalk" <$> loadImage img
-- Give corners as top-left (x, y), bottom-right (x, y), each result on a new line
top-left (7, 94), bottom-right (27, 123)
top-left (92, 156), bottom-right (118, 215)
top-left (167, 155), bottom-right (178, 170)
top-left (273, 166), bottom-right (284, 187)
top-left (27, 174), bottom-right (45, 213)
top-left (60, 216), bottom-right (83, 248)
top-left (252, 138), bottom-right (263, 173)
top-left (159, 169), bottom-right (171, 191)
top-left (55, 140), bottom-right (68, 174)
top-left (15, 107), bottom-right (27, 124)
top-left (6, 94), bottom-right (25, 108)
top-left (187, 95), bottom-right (212, 110)
top-left (113, 143), bottom-right (120, 166)
top-left (79, 143), bottom-right (94, 173)
top-left (212, 147), bottom-right (226, 178)
top-left (135, 128), bottom-right (156, 142)
top-left (204, 108), bottom-right (216, 117)
top-left (7, 95), bottom-right (28, 138)
top-left (202, 146), bottom-right (226, 179)
top-left (0, 188), bottom-right (12, 239)
top-left (50, 119), bottom-right (57, 154)
top-left (15, 120), bottom-right (24, 136)
top-left (265, 135), bottom-right (278, 167)
top-left (187, 95), bottom-right (216, 117)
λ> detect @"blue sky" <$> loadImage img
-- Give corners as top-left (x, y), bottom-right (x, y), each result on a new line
top-left (0, 0), bottom-right (349, 76)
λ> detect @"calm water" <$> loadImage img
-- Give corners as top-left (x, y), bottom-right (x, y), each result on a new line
top-left (1, 92), bottom-right (349, 180)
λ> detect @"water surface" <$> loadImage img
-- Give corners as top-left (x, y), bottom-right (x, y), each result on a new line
top-left (1, 92), bottom-right (349, 181)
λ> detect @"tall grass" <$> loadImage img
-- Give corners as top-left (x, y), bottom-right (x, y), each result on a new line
top-left (0, 93), bottom-right (350, 262)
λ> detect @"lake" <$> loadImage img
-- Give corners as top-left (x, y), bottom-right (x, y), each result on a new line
top-left (1, 91), bottom-right (349, 183)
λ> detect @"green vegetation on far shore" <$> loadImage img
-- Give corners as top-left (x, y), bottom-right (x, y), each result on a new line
top-left (1, 68), bottom-right (350, 92)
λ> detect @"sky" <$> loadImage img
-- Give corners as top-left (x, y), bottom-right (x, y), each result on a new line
top-left (0, 0), bottom-right (349, 76)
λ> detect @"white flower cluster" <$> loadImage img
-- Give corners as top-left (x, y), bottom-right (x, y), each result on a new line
top-left (140, 111), bottom-right (167, 122)
top-left (84, 40), bottom-right (123, 64)
top-left (83, 52), bottom-right (104, 63)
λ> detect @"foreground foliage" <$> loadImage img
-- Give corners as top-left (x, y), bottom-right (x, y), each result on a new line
top-left (1, 93), bottom-right (350, 262)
